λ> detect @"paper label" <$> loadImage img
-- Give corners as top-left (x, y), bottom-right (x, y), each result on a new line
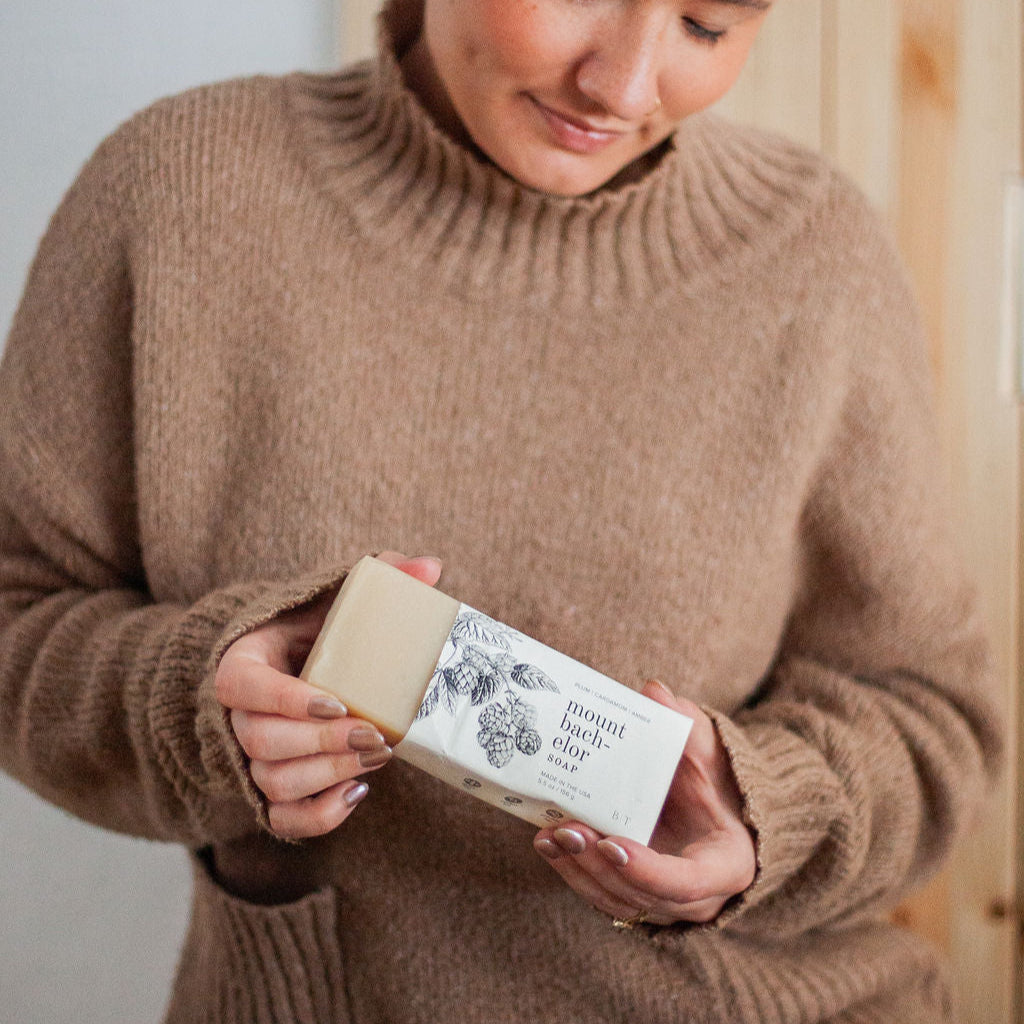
top-left (394, 605), bottom-right (692, 845)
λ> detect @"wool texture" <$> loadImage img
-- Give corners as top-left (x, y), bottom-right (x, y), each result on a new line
top-left (0, 2), bottom-right (1002, 1021)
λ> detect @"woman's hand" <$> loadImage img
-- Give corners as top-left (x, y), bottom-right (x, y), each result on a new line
top-left (215, 551), bottom-right (442, 839)
top-left (532, 680), bottom-right (756, 927)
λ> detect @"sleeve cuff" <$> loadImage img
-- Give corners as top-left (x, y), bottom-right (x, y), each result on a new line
top-left (163, 567), bottom-right (350, 838)
top-left (703, 708), bottom-right (842, 931)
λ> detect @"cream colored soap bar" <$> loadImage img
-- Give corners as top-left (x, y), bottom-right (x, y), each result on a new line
top-left (300, 556), bottom-right (460, 744)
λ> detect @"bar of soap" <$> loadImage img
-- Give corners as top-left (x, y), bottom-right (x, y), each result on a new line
top-left (300, 556), bottom-right (459, 745)
top-left (301, 555), bottom-right (693, 845)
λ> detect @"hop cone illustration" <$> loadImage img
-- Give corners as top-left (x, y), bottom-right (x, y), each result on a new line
top-left (485, 732), bottom-right (515, 768)
top-left (515, 729), bottom-right (542, 755)
top-left (444, 662), bottom-right (479, 696)
top-left (510, 701), bottom-right (538, 731)
top-left (478, 703), bottom-right (509, 732)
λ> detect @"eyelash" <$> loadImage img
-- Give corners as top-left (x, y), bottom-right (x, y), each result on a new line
top-left (682, 18), bottom-right (726, 45)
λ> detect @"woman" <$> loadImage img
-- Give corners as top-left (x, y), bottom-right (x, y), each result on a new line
top-left (0, 0), bottom-right (1001, 1021)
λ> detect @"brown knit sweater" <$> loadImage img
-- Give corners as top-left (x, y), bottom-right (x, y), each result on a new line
top-left (0, 3), bottom-right (1002, 1022)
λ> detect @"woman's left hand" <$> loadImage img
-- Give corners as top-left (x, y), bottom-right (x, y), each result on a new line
top-left (532, 680), bottom-right (756, 927)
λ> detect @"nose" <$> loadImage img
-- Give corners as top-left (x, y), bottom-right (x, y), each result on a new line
top-left (575, 10), bottom-right (667, 121)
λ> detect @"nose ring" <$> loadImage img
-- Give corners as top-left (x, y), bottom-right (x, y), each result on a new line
top-left (647, 97), bottom-right (663, 116)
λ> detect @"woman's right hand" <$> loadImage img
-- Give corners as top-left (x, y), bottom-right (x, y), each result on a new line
top-left (215, 551), bottom-right (443, 839)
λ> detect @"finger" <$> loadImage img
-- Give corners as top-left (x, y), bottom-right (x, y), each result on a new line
top-left (534, 826), bottom-right (732, 926)
top-left (375, 550), bottom-right (443, 586)
top-left (267, 779), bottom-right (370, 840)
top-left (231, 708), bottom-right (386, 761)
top-left (596, 833), bottom-right (753, 907)
top-left (227, 612), bottom-right (322, 674)
top-left (538, 826), bottom-right (669, 912)
top-left (217, 657), bottom-right (349, 719)
top-left (641, 678), bottom-right (727, 771)
top-left (541, 822), bottom-right (745, 921)
top-left (250, 744), bottom-right (391, 804)
top-left (555, 836), bottom-right (734, 926)
top-left (642, 678), bottom-right (707, 737)
top-left (536, 842), bottom-right (647, 920)
top-left (535, 825), bottom-right (664, 915)
top-left (542, 845), bottom-right (724, 926)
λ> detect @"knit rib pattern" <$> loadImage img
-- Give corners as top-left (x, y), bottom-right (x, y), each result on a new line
top-left (283, 1), bottom-right (830, 308)
top-left (166, 853), bottom-right (350, 1024)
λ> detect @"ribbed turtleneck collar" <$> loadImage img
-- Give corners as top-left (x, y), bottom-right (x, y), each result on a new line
top-left (283, 0), bottom-right (832, 305)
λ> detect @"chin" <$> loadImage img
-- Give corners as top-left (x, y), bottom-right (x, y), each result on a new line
top-left (496, 152), bottom-right (623, 198)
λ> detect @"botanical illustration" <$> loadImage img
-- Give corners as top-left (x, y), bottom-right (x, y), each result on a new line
top-left (416, 610), bottom-right (559, 768)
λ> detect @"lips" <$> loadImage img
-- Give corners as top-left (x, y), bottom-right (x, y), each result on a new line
top-left (528, 95), bottom-right (626, 155)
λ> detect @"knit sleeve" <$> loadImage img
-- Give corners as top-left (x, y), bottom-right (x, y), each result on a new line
top-left (708, 195), bottom-right (1002, 935)
top-left (0, 120), bottom-right (342, 845)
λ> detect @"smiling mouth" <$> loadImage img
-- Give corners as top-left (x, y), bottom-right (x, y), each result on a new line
top-left (528, 96), bottom-right (627, 154)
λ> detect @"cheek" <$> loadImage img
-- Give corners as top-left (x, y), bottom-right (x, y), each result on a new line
top-left (663, 45), bottom-right (758, 118)
top-left (466, 0), bottom-right (578, 80)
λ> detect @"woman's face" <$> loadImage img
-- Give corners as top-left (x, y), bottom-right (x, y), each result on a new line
top-left (414, 0), bottom-right (773, 196)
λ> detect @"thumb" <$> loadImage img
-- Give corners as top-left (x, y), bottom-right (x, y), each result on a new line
top-left (375, 550), bottom-right (443, 587)
top-left (642, 679), bottom-right (711, 757)
top-left (642, 678), bottom-right (691, 714)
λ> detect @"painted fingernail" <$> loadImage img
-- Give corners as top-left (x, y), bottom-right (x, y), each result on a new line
top-left (358, 746), bottom-right (393, 769)
top-left (344, 781), bottom-right (369, 808)
top-left (348, 727), bottom-right (387, 752)
top-left (597, 839), bottom-right (630, 867)
top-left (308, 695), bottom-right (348, 719)
top-left (535, 838), bottom-right (564, 861)
top-left (553, 828), bottom-right (587, 854)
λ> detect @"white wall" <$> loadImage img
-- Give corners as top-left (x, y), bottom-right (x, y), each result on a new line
top-left (0, 4), bottom-right (338, 1022)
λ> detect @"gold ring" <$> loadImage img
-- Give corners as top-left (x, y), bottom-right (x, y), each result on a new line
top-left (612, 909), bottom-right (649, 930)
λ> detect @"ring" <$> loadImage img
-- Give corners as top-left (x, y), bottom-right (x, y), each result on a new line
top-left (612, 909), bottom-right (649, 930)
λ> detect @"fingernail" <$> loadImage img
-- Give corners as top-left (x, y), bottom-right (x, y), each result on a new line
top-left (344, 781), bottom-right (369, 808)
top-left (596, 839), bottom-right (630, 867)
top-left (646, 679), bottom-right (674, 699)
top-left (553, 827), bottom-right (587, 854)
top-left (535, 838), bottom-right (564, 861)
top-left (308, 695), bottom-right (348, 719)
top-left (348, 727), bottom-right (387, 752)
top-left (358, 746), bottom-right (393, 769)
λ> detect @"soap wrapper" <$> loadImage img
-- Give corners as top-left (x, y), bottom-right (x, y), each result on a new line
top-left (394, 604), bottom-right (692, 845)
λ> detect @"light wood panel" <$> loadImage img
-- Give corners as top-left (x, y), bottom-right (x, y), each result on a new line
top-left (930, 1), bottom-right (1022, 1019)
top-left (720, 0), bottom-right (901, 219)
top-left (716, 0), bottom-right (824, 152)
top-left (821, 0), bottom-right (901, 222)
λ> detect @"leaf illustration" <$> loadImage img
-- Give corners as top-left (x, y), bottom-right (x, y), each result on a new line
top-left (451, 612), bottom-right (513, 651)
top-left (510, 663), bottom-right (558, 692)
top-left (460, 644), bottom-right (495, 673)
top-left (415, 679), bottom-right (441, 720)
top-left (441, 676), bottom-right (462, 715)
top-left (484, 650), bottom-right (516, 676)
top-left (470, 670), bottom-right (504, 706)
